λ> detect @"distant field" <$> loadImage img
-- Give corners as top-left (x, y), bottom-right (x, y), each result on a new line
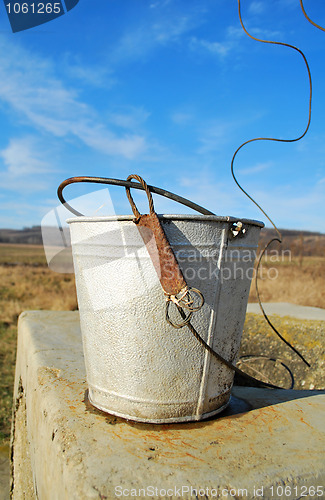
top-left (0, 243), bottom-right (324, 444)
top-left (0, 243), bottom-right (47, 265)
top-left (249, 256), bottom-right (325, 310)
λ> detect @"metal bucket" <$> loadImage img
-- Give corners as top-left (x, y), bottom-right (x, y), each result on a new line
top-left (68, 214), bottom-right (263, 423)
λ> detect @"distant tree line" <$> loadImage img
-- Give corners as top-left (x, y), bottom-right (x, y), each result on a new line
top-left (258, 228), bottom-right (325, 257)
top-left (0, 225), bottom-right (324, 256)
top-left (0, 226), bottom-right (43, 245)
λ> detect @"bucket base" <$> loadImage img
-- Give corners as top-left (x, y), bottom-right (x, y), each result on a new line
top-left (87, 387), bottom-right (231, 424)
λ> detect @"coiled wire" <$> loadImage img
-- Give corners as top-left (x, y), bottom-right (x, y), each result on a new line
top-left (230, 0), bottom-right (323, 368)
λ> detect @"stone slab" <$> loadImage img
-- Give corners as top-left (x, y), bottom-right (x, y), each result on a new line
top-left (11, 311), bottom-right (325, 499)
top-left (247, 302), bottom-right (325, 321)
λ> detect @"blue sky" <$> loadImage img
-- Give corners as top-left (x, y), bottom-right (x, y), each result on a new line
top-left (0, 0), bottom-right (324, 230)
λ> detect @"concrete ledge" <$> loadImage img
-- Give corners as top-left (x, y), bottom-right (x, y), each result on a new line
top-left (247, 302), bottom-right (325, 321)
top-left (11, 311), bottom-right (325, 499)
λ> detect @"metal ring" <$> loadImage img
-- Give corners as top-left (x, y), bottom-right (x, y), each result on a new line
top-left (178, 288), bottom-right (204, 312)
top-left (165, 301), bottom-right (193, 329)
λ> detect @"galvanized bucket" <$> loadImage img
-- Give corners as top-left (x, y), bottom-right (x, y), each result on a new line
top-left (67, 211), bottom-right (263, 423)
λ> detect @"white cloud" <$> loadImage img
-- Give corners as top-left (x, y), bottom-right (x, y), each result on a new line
top-left (227, 16), bottom-right (282, 43)
top-left (226, 26), bottom-right (245, 40)
top-left (0, 136), bottom-right (51, 177)
top-left (0, 136), bottom-right (54, 193)
top-left (150, 0), bottom-right (171, 9)
top-left (109, 2), bottom-right (209, 66)
top-left (76, 124), bottom-right (146, 159)
top-left (62, 53), bottom-right (116, 89)
top-left (239, 181), bottom-right (325, 231)
top-left (238, 162), bottom-right (271, 175)
top-left (197, 120), bottom-right (236, 154)
top-left (189, 24), bottom-right (247, 60)
top-left (108, 107), bottom-right (150, 130)
top-left (174, 174), bottom-right (325, 232)
top-left (176, 175), bottom-right (245, 217)
top-left (248, 1), bottom-right (265, 16)
top-left (0, 199), bottom-right (55, 228)
top-left (190, 37), bottom-right (231, 58)
top-left (0, 36), bottom-right (147, 160)
top-left (171, 111), bottom-right (193, 125)
top-left (110, 15), bottom-right (193, 64)
top-left (249, 27), bottom-right (283, 40)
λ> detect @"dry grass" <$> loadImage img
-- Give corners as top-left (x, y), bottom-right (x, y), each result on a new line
top-left (0, 322), bottom-right (16, 442)
top-left (248, 256), bottom-right (325, 309)
top-left (0, 243), bottom-right (46, 265)
top-left (0, 245), bottom-right (77, 442)
top-left (0, 266), bottom-right (77, 325)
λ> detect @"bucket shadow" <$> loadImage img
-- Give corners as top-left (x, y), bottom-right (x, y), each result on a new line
top-left (83, 387), bottom-right (324, 432)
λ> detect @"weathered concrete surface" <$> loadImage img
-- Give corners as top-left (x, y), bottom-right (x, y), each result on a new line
top-left (247, 302), bottom-right (325, 321)
top-left (240, 312), bottom-right (325, 390)
top-left (11, 311), bottom-right (325, 500)
top-left (10, 388), bottom-right (35, 499)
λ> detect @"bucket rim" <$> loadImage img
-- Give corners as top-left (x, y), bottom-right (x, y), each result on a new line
top-left (67, 214), bottom-right (264, 228)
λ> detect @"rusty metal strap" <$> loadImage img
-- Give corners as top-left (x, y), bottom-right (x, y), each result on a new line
top-left (125, 175), bottom-right (205, 320)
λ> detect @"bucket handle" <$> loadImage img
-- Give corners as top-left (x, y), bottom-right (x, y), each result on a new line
top-left (57, 175), bottom-right (214, 217)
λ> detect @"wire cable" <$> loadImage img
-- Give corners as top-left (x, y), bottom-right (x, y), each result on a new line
top-left (232, 0), bottom-right (312, 367)
top-left (300, 0), bottom-right (325, 32)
